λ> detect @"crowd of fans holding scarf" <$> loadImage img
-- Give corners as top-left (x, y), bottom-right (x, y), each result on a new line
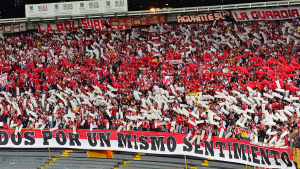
top-left (0, 19), bottom-right (300, 148)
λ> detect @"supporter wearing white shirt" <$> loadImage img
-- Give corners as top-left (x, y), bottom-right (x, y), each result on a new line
top-left (48, 115), bottom-right (53, 129)
top-left (254, 114), bottom-right (260, 125)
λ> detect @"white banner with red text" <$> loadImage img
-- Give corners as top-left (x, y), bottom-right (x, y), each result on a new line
top-left (0, 129), bottom-right (294, 169)
top-left (25, 0), bottom-right (128, 18)
top-left (231, 7), bottom-right (300, 21)
top-left (177, 12), bottom-right (230, 23)
top-left (37, 21), bottom-right (79, 33)
top-left (81, 19), bottom-right (131, 31)
top-left (168, 60), bottom-right (184, 65)
top-left (0, 23), bottom-right (26, 34)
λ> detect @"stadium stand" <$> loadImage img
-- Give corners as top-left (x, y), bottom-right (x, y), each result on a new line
top-left (0, 0), bottom-right (300, 168)
top-left (0, 148), bottom-right (247, 169)
top-left (0, 20), bottom-right (297, 147)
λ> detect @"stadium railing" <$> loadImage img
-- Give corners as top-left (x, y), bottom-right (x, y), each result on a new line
top-left (0, 0), bottom-right (299, 24)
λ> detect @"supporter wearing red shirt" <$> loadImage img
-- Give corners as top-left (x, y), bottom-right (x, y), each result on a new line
top-left (112, 118), bottom-right (116, 127)
top-left (77, 117), bottom-right (81, 128)
top-left (3, 122), bottom-right (8, 129)
top-left (87, 117), bottom-right (92, 128)
top-left (142, 120), bottom-right (150, 131)
top-left (103, 119), bottom-right (109, 129)
top-left (187, 117), bottom-right (195, 130)
top-left (166, 121), bottom-right (171, 132)
top-left (116, 119), bottom-right (122, 126)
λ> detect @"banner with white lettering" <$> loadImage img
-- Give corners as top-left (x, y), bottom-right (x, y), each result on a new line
top-left (0, 23), bottom-right (26, 34)
top-left (164, 76), bottom-right (173, 85)
top-left (0, 129), bottom-right (295, 169)
top-left (81, 19), bottom-right (130, 31)
top-left (177, 12), bottom-right (230, 23)
top-left (0, 74), bottom-right (8, 85)
top-left (231, 7), bottom-right (300, 21)
top-left (37, 21), bottom-right (79, 33)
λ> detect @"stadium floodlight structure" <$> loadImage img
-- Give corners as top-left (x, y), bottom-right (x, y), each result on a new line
top-left (0, 0), bottom-right (300, 24)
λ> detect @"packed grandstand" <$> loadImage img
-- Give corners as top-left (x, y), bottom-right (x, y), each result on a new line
top-left (1, 17), bottom-right (299, 144)
top-left (1, 0), bottom-right (300, 169)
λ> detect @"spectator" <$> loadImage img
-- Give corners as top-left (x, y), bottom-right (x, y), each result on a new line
top-left (0, 20), bottom-right (299, 148)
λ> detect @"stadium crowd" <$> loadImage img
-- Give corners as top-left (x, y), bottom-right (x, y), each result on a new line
top-left (0, 19), bottom-right (299, 148)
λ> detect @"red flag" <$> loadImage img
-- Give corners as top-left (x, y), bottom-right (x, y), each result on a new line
top-left (152, 72), bottom-right (158, 81)
top-left (231, 83), bottom-right (238, 90)
top-left (114, 82), bottom-right (123, 88)
top-left (131, 54), bottom-right (135, 61)
top-left (223, 49), bottom-right (228, 58)
top-left (291, 60), bottom-right (300, 66)
top-left (239, 79), bottom-right (247, 90)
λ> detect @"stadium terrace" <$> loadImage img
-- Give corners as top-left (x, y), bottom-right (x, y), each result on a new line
top-left (0, 1), bottom-right (300, 168)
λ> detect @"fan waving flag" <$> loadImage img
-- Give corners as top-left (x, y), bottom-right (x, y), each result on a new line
top-left (223, 49), bottom-right (228, 58)
top-left (247, 36), bottom-right (252, 46)
top-left (164, 76), bottom-right (173, 85)
top-left (0, 73), bottom-right (8, 86)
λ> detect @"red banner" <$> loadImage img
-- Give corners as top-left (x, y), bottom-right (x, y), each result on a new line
top-left (177, 12), bottom-right (230, 23)
top-left (37, 21), bottom-right (79, 33)
top-left (110, 15), bottom-right (166, 26)
top-left (0, 129), bottom-right (294, 168)
top-left (80, 19), bottom-right (131, 31)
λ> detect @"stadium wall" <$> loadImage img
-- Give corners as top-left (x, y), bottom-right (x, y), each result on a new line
top-left (0, 129), bottom-right (295, 169)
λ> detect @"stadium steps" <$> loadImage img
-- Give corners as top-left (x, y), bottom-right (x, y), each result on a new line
top-left (199, 160), bottom-right (247, 169)
top-left (113, 151), bottom-right (192, 169)
top-left (116, 153), bottom-right (246, 169)
top-left (87, 150), bottom-right (113, 158)
top-left (112, 151), bottom-right (135, 169)
top-left (59, 149), bottom-right (113, 158)
top-left (60, 149), bottom-right (73, 157)
top-left (0, 149), bottom-right (247, 169)
top-left (43, 157), bottom-right (123, 169)
top-left (59, 157), bottom-right (123, 162)
top-left (0, 148), bottom-right (57, 169)
top-left (118, 161), bottom-right (190, 168)
top-left (0, 148), bottom-right (64, 158)
top-left (113, 151), bottom-right (148, 169)
top-left (133, 152), bottom-right (145, 160)
top-left (195, 167), bottom-right (223, 169)
top-left (112, 152), bottom-right (136, 160)
top-left (0, 156), bottom-right (50, 169)
top-left (114, 160), bottom-right (131, 169)
top-left (0, 151), bottom-right (61, 157)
